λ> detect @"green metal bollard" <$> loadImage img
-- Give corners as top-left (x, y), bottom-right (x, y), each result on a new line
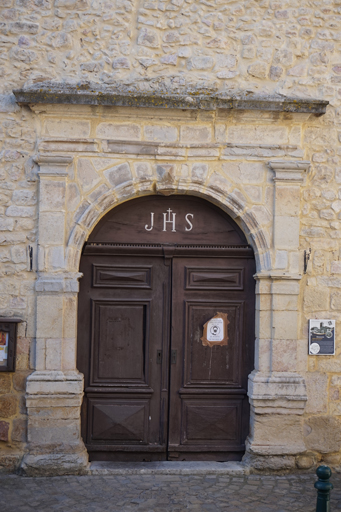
top-left (314, 465), bottom-right (333, 512)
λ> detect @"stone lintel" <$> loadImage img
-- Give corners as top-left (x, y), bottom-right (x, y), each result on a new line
top-left (34, 155), bottom-right (73, 177)
top-left (13, 85), bottom-right (329, 115)
top-left (269, 160), bottom-right (310, 183)
top-left (35, 272), bottom-right (83, 293)
top-left (37, 139), bottom-right (305, 161)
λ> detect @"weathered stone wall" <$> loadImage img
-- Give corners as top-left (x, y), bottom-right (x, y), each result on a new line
top-left (1, 0), bottom-right (341, 472)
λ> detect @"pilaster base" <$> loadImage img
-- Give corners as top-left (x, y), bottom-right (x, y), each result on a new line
top-left (21, 370), bottom-right (89, 476)
top-left (246, 370), bottom-right (307, 469)
top-left (21, 451), bottom-right (89, 477)
top-left (243, 453), bottom-right (296, 472)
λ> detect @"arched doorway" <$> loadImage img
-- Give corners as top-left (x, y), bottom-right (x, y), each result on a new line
top-left (77, 195), bottom-right (255, 462)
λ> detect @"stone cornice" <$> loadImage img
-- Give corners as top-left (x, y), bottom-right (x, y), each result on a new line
top-left (13, 84), bottom-right (329, 115)
top-left (269, 160), bottom-right (311, 170)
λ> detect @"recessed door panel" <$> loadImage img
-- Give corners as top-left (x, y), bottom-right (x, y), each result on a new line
top-left (186, 267), bottom-right (244, 290)
top-left (185, 301), bottom-right (244, 386)
top-left (181, 399), bottom-right (241, 444)
top-left (89, 399), bottom-right (149, 443)
top-left (91, 301), bottom-right (148, 384)
top-left (93, 265), bottom-right (152, 288)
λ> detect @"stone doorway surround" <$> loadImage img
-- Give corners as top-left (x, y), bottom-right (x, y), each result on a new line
top-left (13, 86), bottom-right (328, 475)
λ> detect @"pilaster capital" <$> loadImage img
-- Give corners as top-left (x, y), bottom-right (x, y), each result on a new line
top-left (35, 272), bottom-right (83, 293)
top-left (254, 271), bottom-right (302, 281)
top-left (34, 154), bottom-right (73, 177)
top-left (269, 160), bottom-right (310, 184)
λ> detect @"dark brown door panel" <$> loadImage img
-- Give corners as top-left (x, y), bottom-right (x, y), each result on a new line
top-left (180, 398), bottom-right (243, 445)
top-left (88, 398), bottom-right (149, 444)
top-left (185, 267), bottom-right (244, 290)
top-left (92, 264), bottom-right (152, 289)
top-left (88, 195), bottom-right (248, 246)
top-left (183, 300), bottom-right (244, 387)
top-left (90, 300), bottom-right (150, 386)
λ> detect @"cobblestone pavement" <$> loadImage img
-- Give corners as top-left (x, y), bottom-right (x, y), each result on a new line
top-left (1, 473), bottom-right (341, 512)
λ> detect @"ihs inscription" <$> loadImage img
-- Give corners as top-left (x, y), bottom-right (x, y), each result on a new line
top-left (145, 209), bottom-right (194, 232)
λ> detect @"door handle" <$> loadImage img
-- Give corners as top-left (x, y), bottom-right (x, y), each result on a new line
top-left (171, 350), bottom-right (177, 364)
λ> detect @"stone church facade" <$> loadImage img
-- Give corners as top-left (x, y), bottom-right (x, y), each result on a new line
top-left (0, 0), bottom-right (341, 474)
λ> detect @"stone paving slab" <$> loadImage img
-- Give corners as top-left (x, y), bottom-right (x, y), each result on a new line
top-left (1, 471), bottom-right (341, 512)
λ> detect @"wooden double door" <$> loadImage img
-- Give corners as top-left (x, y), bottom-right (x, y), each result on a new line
top-left (77, 196), bottom-right (255, 462)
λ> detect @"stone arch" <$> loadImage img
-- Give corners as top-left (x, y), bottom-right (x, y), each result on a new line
top-left (66, 178), bottom-right (271, 274)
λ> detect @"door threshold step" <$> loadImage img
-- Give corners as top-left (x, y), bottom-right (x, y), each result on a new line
top-left (89, 461), bottom-right (249, 476)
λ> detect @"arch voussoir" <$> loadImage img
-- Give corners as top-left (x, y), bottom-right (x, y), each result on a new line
top-left (66, 176), bottom-right (272, 274)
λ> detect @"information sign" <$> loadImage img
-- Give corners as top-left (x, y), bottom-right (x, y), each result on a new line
top-left (309, 319), bottom-right (335, 356)
top-left (201, 313), bottom-right (229, 348)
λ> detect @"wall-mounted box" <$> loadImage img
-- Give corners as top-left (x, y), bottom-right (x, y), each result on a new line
top-left (0, 318), bottom-right (21, 372)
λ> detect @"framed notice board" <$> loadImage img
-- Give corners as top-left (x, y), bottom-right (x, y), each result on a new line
top-left (309, 319), bottom-right (335, 356)
top-left (0, 318), bottom-right (21, 372)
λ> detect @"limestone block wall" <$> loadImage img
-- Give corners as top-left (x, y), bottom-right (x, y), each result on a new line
top-left (0, 0), bottom-right (341, 472)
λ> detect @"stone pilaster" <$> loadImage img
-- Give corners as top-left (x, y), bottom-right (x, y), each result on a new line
top-left (271, 160), bottom-right (310, 274)
top-left (245, 161), bottom-right (310, 470)
top-left (22, 155), bottom-right (88, 476)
